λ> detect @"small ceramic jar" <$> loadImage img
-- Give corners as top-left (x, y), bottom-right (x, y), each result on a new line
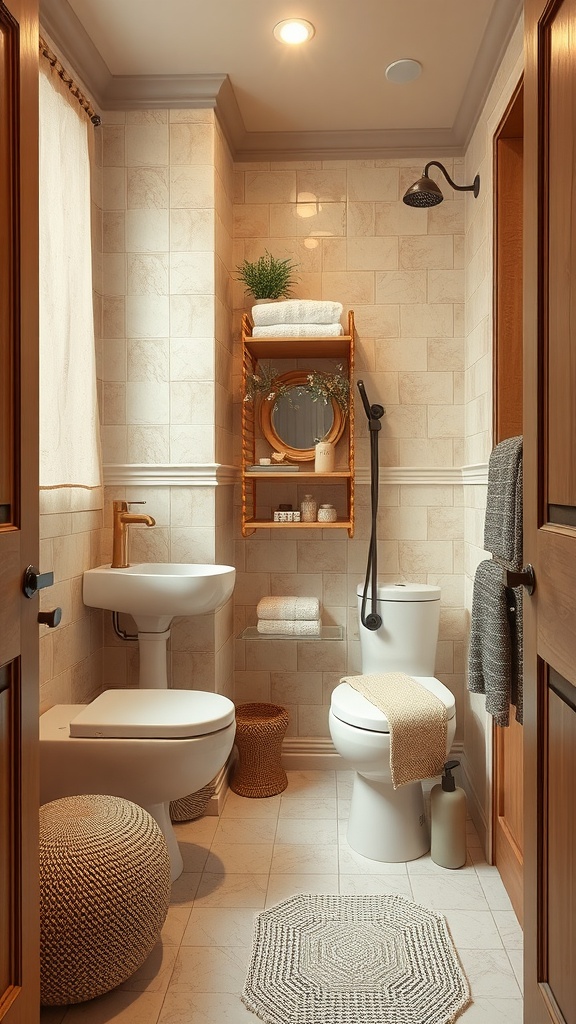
top-left (317, 503), bottom-right (337, 523)
top-left (314, 440), bottom-right (335, 473)
top-left (300, 494), bottom-right (317, 522)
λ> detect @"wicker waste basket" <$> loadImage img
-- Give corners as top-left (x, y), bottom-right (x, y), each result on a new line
top-left (40, 794), bottom-right (171, 1006)
top-left (231, 702), bottom-right (289, 797)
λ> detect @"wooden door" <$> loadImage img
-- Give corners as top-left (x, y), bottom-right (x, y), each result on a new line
top-left (492, 81), bottom-right (525, 925)
top-left (0, 1), bottom-right (40, 1022)
top-left (524, 1), bottom-right (576, 1021)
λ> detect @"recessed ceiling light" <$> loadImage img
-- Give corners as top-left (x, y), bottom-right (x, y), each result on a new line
top-left (385, 59), bottom-right (422, 84)
top-left (273, 19), bottom-right (315, 45)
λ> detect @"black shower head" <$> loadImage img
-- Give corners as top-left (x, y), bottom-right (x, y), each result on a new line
top-left (403, 160), bottom-right (480, 208)
top-left (403, 174), bottom-right (444, 208)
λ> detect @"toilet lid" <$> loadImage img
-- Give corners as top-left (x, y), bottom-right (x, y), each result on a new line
top-left (69, 689), bottom-right (236, 739)
top-left (330, 678), bottom-right (456, 733)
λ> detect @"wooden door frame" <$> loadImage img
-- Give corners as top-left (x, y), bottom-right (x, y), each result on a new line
top-left (491, 77), bottom-right (525, 925)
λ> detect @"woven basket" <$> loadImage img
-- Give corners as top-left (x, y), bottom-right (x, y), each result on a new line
top-left (40, 794), bottom-right (171, 1006)
top-left (230, 702), bottom-right (289, 798)
top-left (170, 780), bottom-right (216, 822)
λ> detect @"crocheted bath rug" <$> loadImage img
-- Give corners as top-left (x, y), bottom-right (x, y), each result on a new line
top-left (242, 893), bottom-right (470, 1024)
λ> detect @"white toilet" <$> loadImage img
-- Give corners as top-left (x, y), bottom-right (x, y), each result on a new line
top-left (39, 688), bottom-right (236, 881)
top-left (329, 583), bottom-right (456, 862)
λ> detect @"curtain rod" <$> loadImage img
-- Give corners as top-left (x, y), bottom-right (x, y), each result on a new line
top-left (39, 36), bottom-right (102, 126)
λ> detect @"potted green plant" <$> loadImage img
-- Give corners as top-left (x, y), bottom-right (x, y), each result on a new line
top-left (235, 250), bottom-right (298, 301)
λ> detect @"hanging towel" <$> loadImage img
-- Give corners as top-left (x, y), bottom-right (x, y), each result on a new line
top-left (468, 559), bottom-right (524, 727)
top-left (483, 436), bottom-right (523, 568)
top-left (252, 299), bottom-right (343, 327)
top-left (257, 596), bottom-right (321, 621)
top-left (257, 618), bottom-right (322, 636)
top-left (251, 322), bottom-right (344, 338)
top-left (341, 672), bottom-right (448, 789)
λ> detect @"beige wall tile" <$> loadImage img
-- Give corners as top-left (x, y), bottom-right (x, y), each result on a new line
top-left (400, 303), bottom-right (454, 338)
top-left (127, 167), bottom-right (169, 210)
top-left (375, 270), bottom-right (427, 304)
top-left (347, 167), bottom-right (399, 202)
top-left (245, 170), bottom-right (297, 203)
top-left (400, 235), bottom-right (453, 270)
top-left (170, 165), bottom-right (214, 208)
top-left (347, 237), bottom-right (398, 271)
top-left (125, 209), bottom-right (169, 252)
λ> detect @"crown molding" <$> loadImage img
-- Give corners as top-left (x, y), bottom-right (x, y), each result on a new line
top-left (40, 0), bottom-right (512, 161)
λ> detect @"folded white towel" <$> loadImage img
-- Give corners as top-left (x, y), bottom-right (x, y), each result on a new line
top-left (252, 299), bottom-right (343, 327)
top-left (251, 323), bottom-right (344, 338)
top-left (257, 618), bottom-right (322, 636)
top-left (257, 596), bottom-right (321, 621)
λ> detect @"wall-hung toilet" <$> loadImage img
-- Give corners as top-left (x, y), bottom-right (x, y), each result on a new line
top-left (329, 583), bottom-right (456, 863)
top-left (39, 688), bottom-right (236, 881)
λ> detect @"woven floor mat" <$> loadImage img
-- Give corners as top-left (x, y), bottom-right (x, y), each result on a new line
top-left (242, 892), bottom-right (470, 1024)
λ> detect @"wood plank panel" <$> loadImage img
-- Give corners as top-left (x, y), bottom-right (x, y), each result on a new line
top-left (537, 527), bottom-right (576, 682)
top-left (547, 677), bottom-right (576, 1024)
top-left (494, 134), bottom-right (524, 443)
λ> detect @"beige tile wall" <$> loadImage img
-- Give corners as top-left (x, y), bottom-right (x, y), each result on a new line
top-left (232, 158), bottom-right (467, 741)
top-left (98, 109), bottom-right (235, 699)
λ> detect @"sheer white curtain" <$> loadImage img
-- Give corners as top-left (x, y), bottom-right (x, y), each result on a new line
top-left (39, 67), bottom-right (101, 502)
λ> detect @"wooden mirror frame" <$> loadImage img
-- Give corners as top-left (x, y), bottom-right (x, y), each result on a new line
top-left (259, 370), bottom-right (346, 462)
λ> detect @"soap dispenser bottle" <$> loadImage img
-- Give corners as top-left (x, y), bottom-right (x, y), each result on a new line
top-left (430, 760), bottom-right (467, 869)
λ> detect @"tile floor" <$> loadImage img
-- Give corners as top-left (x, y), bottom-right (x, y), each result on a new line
top-left (41, 771), bottom-right (523, 1024)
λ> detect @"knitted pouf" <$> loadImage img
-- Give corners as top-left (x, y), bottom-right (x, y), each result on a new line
top-left (230, 703), bottom-right (289, 797)
top-left (40, 794), bottom-right (171, 1006)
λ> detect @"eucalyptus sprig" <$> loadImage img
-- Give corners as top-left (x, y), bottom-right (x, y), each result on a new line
top-left (244, 363), bottom-right (350, 414)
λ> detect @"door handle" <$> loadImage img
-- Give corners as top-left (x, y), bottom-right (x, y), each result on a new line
top-left (505, 564), bottom-right (535, 595)
top-left (23, 565), bottom-right (54, 598)
top-left (38, 609), bottom-right (62, 628)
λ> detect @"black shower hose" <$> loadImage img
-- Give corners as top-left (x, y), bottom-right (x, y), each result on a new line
top-left (357, 381), bottom-right (385, 631)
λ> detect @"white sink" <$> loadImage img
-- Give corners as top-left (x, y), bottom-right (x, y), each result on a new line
top-left (83, 562), bottom-right (236, 632)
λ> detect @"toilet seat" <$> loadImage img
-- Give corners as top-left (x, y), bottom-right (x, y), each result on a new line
top-left (69, 688), bottom-right (235, 739)
top-left (330, 677), bottom-right (456, 733)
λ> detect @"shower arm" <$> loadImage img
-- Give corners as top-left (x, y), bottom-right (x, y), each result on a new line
top-left (423, 161), bottom-right (478, 194)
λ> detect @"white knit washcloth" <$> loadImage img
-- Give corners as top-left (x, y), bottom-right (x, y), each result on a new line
top-left (257, 596), bottom-right (321, 621)
top-left (251, 299), bottom-right (343, 327)
top-left (251, 323), bottom-right (344, 338)
top-left (257, 619), bottom-right (322, 636)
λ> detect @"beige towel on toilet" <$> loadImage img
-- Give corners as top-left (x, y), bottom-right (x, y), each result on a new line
top-left (341, 673), bottom-right (448, 789)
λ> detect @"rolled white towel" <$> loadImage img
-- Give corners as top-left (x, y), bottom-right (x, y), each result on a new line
top-left (257, 618), bottom-right (322, 636)
top-left (252, 299), bottom-right (343, 327)
top-left (251, 323), bottom-right (344, 338)
top-left (257, 596), bottom-right (321, 621)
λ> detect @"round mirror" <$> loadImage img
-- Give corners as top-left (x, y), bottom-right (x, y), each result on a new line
top-left (259, 370), bottom-right (345, 461)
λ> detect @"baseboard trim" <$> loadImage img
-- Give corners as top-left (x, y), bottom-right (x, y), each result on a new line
top-left (205, 759), bottom-right (233, 816)
top-left (281, 737), bottom-right (463, 774)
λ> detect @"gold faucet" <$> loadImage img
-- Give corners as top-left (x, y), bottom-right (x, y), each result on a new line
top-left (111, 500), bottom-right (156, 568)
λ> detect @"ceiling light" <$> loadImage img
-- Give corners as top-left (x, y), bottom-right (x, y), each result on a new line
top-left (273, 19), bottom-right (315, 45)
top-left (385, 59), bottom-right (422, 84)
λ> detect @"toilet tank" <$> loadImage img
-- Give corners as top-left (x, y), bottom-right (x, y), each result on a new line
top-left (356, 583), bottom-right (441, 676)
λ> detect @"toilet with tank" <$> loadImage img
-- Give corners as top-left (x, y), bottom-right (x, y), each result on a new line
top-left (329, 583), bottom-right (456, 862)
top-left (39, 687), bottom-right (236, 881)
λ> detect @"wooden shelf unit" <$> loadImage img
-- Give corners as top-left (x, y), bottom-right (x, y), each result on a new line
top-left (241, 310), bottom-right (355, 537)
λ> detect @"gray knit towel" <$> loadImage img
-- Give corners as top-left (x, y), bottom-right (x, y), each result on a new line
top-left (483, 436), bottom-right (523, 568)
top-left (468, 559), bottom-right (523, 727)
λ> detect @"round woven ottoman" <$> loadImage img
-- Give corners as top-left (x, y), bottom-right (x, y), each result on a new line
top-left (40, 794), bottom-right (171, 1006)
top-left (231, 702), bottom-right (289, 797)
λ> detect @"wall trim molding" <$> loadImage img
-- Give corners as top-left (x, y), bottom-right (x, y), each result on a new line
top-left (104, 463), bottom-right (488, 489)
top-left (103, 463), bottom-right (239, 487)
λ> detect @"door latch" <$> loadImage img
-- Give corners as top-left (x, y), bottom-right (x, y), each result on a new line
top-left (23, 565), bottom-right (54, 599)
